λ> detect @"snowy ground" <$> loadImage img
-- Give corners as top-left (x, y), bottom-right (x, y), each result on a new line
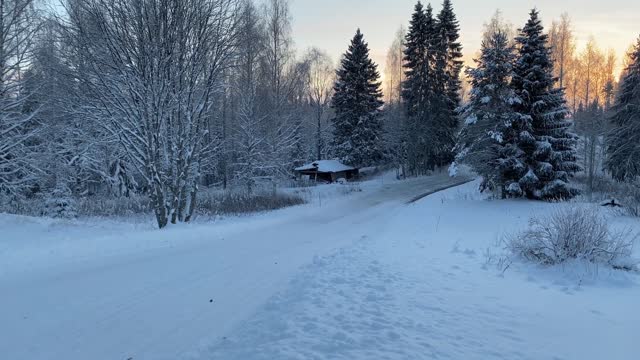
top-left (1, 173), bottom-right (639, 360)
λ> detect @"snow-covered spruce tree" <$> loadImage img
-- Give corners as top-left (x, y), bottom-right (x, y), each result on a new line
top-left (402, 2), bottom-right (438, 174)
top-left (331, 29), bottom-right (384, 167)
top-left (458, 29), bottom-right (522, 196)
top-left (433, 0), bottom-right (463, 167)
top-left (606, 36), bottom-right (640, 182)
top-left (510, 9), bottom-right (580, 200)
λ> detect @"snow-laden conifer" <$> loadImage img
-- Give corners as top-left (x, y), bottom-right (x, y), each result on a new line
top-left (607, 37), bottom-right (640, 181)
top-left (331, 29), bottom-right (384, 167)
top-left (511, 9), bottom-right (580, 200)
top-left (458, 29), bottom-right (522, 197)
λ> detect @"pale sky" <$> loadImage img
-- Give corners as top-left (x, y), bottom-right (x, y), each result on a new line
top-left (290, 0), bottom-right (639, 80)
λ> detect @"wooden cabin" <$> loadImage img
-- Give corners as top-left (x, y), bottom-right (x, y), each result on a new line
top-left (294, 160), bottom-right (359, 183)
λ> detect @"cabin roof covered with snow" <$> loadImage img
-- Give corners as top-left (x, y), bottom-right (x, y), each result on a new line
top-left (294, 160), bottom-right (356, 173)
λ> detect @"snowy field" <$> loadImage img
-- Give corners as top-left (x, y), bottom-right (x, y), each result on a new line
top-left (1, 174), bottom-right (639, 360)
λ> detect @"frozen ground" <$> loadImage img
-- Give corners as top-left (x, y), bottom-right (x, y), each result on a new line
top-left (204, 182), bottom-right (640, 360)
top-left (1, 173), bottom-right (638, 360)
top-left (0, 171), bottom-right (460, 360)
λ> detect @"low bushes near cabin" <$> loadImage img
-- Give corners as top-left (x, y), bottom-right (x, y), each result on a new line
top-left (505, 207), bottom-right (637, 271)
top-left (338, 182), bottom-right (362, 195)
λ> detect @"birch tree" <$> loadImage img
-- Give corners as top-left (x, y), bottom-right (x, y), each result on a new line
top-left (384, 26), bottom-right (405, 104)
top-left (383, 26), bottom-right (406, 175)
top-left (548, 13), bottom-right (574, 90)
top-left (231, 0), bottom-right (267, 193)
top-left (303, 47), bottom-right (333, 160)
top-left (63, 0), bottom-right (239, 228)
top-left (260, 0), bottom-right (301, 172)
top-left (0, 0), bottom-right (40, 195)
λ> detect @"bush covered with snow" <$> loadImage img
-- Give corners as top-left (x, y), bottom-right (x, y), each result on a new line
top-left (76, 195), bottom-right (151, 217)
top-left (0, 194), bottom-right (36, 215)
top-left (506, 207), bottom-right (637, 270)
top-left (447, 162), bottom-right (458, 178)
top-left (77, 190), bottom-right (305, 218)
top-left (574, 173), bottom-right (640, 218)
top-left (606, 181), bottom-right (640, 218)
top-left (3, 189), bottom-right (305, 220)
top-left (338, 183), bottom-right (362, 195)
top-left (43, 188), bottom-right (78, 219)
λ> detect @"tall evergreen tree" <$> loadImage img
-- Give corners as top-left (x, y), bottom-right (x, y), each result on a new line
top-left (331, 29), bottom-right (384, 167)
top-left (433, 0), bottom-right (463, 166)
top-left (606, 36), bottom-right (640, 181)
top-left (403, 2), bottom-right (429, 119)
top-left (511, 9), bottom-right (580, 200)
top-left (458, 29), bottom-right (522, 197)
top-left (402, 2), bottom-right (438, 174)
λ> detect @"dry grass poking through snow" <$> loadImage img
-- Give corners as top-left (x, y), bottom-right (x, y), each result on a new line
top-left (1, 190), bottom-right (305, 219)
top-left (505, 207), bottom-right (638, 271)
top-left (196, 191), bottom-right (305, 216)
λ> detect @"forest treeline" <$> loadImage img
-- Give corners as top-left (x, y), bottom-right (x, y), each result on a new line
top-left (1, 0), bottom-right (639, 227)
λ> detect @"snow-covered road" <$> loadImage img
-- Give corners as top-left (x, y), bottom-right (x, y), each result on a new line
top-left (1, 173), bottom-right (463, 360)
top-left (204, 182), bottom-right (640, 360)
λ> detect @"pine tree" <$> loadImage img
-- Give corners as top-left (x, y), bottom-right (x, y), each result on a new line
top-left (403, 2), bottom-right (429, 119)
top-left (458, 29), bottom-right (522, 197)
top-left (433, 0), bottom-right (463, 167)
top-left (402, 2), bottom-right (438, 174)
top-left (331, 29), bottom-right (384, 167)
top-left (606, 36), bottom-right (640, 181)
top-left (511, 9), bottom-right (580, 200)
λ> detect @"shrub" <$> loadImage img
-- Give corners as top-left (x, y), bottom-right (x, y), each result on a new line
top-left (43, 188), bottom-right (78, 219)
top-left (2, 189), bottom-right (304, 220)
top-left (506, 207), bottom-right (636, 270)
top-left (574, 173), bottom-right (640, 217)
top-left (0, 194), bottom-right (40, 215)
top-left (73, 190), bottom-right (305, 218)
top-left (612, 181), bottom-right (640, 217)
top-left (338, 183), bottom-right (362, 195)
top-left (196, 190), bottom-right (305, 216)
top-left (75, 195), bottom-right (151, 217)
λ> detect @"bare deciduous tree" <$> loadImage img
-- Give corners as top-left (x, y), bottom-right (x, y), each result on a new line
top-left (260, 0), bottom-right (302, 172)
top-left (303, 47), bottom-right (333, 160)
top-left (63, 0), bottom-right (239, 228)
top-left (384, 26), bottom-right (405, 104)
top-left (0, 0), bottom-right (40, 195)
top-left (548, 13), bottom-right (574, 90)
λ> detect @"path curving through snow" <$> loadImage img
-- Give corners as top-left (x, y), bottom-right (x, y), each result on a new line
top-left (202, 181), bottom-right (640, 360)
top-left (0, 172), bottom-right (463, 360)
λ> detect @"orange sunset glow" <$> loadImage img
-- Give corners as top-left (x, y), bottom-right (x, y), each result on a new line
top-left (291, 0), bottom-right (638, 84)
